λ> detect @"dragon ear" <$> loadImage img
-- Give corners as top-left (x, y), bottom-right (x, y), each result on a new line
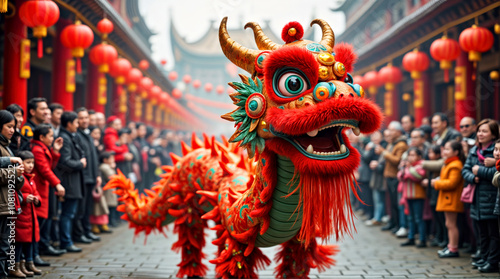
top-left (221, 76), bottom-right (265, 158)
top-left (333, 43), bottom-right (357, 79)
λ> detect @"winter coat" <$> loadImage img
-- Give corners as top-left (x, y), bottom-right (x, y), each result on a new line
top-left (383, 136), bottom-right (408, 178)
top-left (16, 173), bottom-right (41, 242)
top-left (397, 160), bottom-right (426, 200)
top-left (100, 163), bottom-right (117, 207)
top-left (434, 157), bottom-right (464, 213)
top-left (19, 118), bottom-right (37, 151)
top-left (103, 128), bottom-right (128, 163)
top-left (31, 140), bottom-right (60, 219)
top-left (462, 144), bottom-right (497, 220)
top-left (54, 128), bottom-right (84, 200)
top-left (77, 129), bottom-right (99, 185)
top-left (0, 135), bottom-right (24, 216)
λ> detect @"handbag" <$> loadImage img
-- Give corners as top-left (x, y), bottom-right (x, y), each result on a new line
top-left (460, 184), bottom-right (476, 203)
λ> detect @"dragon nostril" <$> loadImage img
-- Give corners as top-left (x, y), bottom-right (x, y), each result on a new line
top-left (339, 94), bottom-right (344, 98)
top-left (304, 102), bottom-right (310, 107)
top-left (349, 93), bottom-right (354, 97)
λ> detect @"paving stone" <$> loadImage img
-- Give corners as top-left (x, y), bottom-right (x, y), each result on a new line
top-left (35, 216), bottom-right (500, 278)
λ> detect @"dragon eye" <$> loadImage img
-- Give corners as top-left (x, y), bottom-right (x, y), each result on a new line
top-left (277, 72), bottom-right (308, 97)
top-left (344, 73), bottom-right (353, 84)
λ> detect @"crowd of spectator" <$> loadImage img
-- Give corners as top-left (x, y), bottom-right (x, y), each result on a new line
top-left (0, 97), bottom-right (186, 278)
top-left (353, 113), bottom-right (500, 273)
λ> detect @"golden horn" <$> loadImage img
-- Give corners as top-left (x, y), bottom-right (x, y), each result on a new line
top-left (244, 22), bottom-right (281, 50)
top-left (219, 17), bottom-right (260, 74)
top-left (310, 19), bottom-right (335, 49)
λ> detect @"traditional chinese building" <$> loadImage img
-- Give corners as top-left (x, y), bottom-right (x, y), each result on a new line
top-left (334, 0), bottom-right (500, 128)
top-left (170, 18), bottom-right (316, 126)
top-left (1, 0), bottom-right (199, 130)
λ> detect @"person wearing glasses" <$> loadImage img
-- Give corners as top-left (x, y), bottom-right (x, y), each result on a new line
top-left (459, 117), bottom-right (477, 156)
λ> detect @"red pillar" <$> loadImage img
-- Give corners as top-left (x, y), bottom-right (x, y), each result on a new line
top-left (52, 19), bottom-right (74, 110)
top-left (454, 50), bottom-right (475, 130)
top-left (3, 0), bottom-right (28, 114)
top-left (86, 62), bottom-right (105, 113)
top-left (111, 83), bottom-right (126, 123)
top-left (414, 78), bottom-right (424, 126)
top-left (392, 87), bottom-right (399, 123)
top-left (128, 89), bottom-right (136, 123)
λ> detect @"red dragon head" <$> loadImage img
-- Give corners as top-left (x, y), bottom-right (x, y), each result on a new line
top-left (220, 17), bottom-right (382, 177)
top-left (220, 17), bottom-right (383, 243)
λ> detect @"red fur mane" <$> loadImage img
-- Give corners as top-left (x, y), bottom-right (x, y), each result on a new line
top-left (333, 43), bottom-right (357, 80)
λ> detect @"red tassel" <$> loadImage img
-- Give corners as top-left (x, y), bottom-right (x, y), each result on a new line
top-left (37, 38), bottom-right (43, 58)
top-left (76, 58), bottom-right (82, 74)
top-left (444, 69), bottom-right (449, 83)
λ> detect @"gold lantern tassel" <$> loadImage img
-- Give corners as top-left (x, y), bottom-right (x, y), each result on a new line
top-left (1, 0), bottom-right (8, 13)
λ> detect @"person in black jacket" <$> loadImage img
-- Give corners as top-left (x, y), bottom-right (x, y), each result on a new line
top-left (73, 108), bottom-right (101, 244)
top-left (462, 119), bottom-right (499, 273)
top-left (54, 112), bottom-right (85, 253)
top-left (20, 98), bottom-right (48, 151)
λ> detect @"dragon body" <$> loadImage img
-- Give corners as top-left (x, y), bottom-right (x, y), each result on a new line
top-left (106, 17), bottom-right (383, 278)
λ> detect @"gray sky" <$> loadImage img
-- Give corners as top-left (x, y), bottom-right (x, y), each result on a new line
top-left (139, 0), bottom-right (346, 70)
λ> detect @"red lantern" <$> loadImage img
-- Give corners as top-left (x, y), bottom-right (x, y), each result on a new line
top-left (19, 0), bottom-right (60, 58)
top-left (192, 80), bottom-right (201, 89)
top-left (172, 88), bottom-right (182, 99)
top-left (139, 60), bottom-right (149, 70)
top-left (378, 64), bottom-right (402, 91)
top-left (402, 49), bottom-right (429, 79)
top-left (430, 36), bottom-right (460, 82)
top-left (158, 92), bottom-right (170, 108)
top-left (109, 58), bottom-right (132, 84)
top-left (204, 83), bottom-right (213, 93)
top-left (183, 75), bottom-right (191, 84)
top-left (168, 71), bottom-right (178, 81)
top-left (150, 85), bottom-right (162, 104)
top-left (89, 42), bottom-right (117, 73)
top-left (60, 20), bottom-right (94, 73)
top-left (160, 59), bottom-right (167, 65)
top-left (459, 25), bottom-right (494, 80)
top-left (126, 68), bottom-right (142, 92)
top-left (459, 25), bottom-right (494, 62)
top-left (352, 75), bottom-right (366, 88)
top-left (363, 71), bottom-right (381, 95)
top-left (97, 18), bottom-right (113, 39)
top-left (139, 77), bottom-right (153, 98)
top-left (216, 85), bottom-right (224, 95)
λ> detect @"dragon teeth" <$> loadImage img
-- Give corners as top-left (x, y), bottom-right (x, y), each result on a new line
top-left (353, 127), bottom-right (360, 136)
top-left (307, 129), bottom-right (318, 137)
top-left (340, 144), bottom-right (347, 153)
top-left (306, 144), bottom-right (314, 153)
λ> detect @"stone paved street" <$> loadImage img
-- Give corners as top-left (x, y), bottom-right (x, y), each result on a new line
top-left (37, 215), bottom-right (500, 279)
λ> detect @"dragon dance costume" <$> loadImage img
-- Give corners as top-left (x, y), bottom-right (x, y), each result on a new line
top-left (105, 17), bottom-right (383, 278)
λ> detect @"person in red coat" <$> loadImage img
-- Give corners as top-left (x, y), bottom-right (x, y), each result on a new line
top-left (30, 124), bottom-right (66, 265)
top-left (103, 116), bottom-right (133, 164)
top-left (11, 151), bottom-right (43, 277)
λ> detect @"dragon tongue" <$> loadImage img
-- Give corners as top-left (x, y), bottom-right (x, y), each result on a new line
top-left (296, 136), bottom-right (333, 150)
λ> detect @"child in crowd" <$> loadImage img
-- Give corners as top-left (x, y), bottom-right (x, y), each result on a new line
top-left (99, 151), bottom-right (118, 228)
top-left (11, 151), bottom-right (42, 278)
top-left (423, 145), bottom-right (448, 247)
top-left (431, 141), bottom-right (465, 258)
top-left (398, 147), bottom-right (427, 247)
top-left (90, 173), bottom-right (110, 235)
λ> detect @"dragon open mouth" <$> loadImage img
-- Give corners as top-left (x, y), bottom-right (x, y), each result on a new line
top-left (271, 119), bottom-right (360, 160)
